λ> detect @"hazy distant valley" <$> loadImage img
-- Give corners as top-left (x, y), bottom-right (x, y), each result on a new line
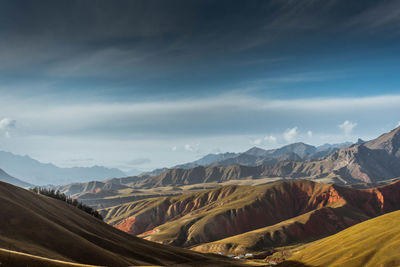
top-left (31, 126), bottom-right (398, 212)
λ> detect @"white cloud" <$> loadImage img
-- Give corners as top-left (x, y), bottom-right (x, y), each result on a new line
top-left (283, 127), bottom-right (298, 142)
top-left (252, 138), bottom-right (262, 145)
top-left (171, 146), bottom-right (177, 151)
top-left (251, 135), bottom-right (277, 146)
top-left (184, 144), bottom-right (198, 152)
top-left (264, 135), bottom-right (277, 143)
top-left (307, 130), bottom-right (313, 138)
top-left (339, 120), bottom-right (357, 135)
top-left (397, 121), bottom-right (400, 127)
top-left (0, 118), bottom-right (16, 138)
top-left (0, 118), bottom-right (16, 130)
top-left (184, 143), bottom-right (200, 153)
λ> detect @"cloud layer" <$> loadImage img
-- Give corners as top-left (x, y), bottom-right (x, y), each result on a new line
top-left (1, 94), bottom-right (399, 140)
top-left (0, 93), bottom-right (398, 170)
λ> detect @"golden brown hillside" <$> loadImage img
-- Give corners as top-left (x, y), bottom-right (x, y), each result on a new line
top-left (101, 179), bottom-right (400, 253)
top-left (278, 210), bottom-right (400, 267)
top-left (0, 181), bottom-right (241, 266)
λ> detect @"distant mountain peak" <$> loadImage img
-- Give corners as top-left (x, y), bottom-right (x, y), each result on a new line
top-left (364, 126), bottom-right (400, 157)
top-left (244, 146), bottom-right (268, 156)
top-left (0, 150), bottom-right (126, 185)
top-left (285, 142), bottom-right (309, 146)
top-left (0, 168), bottom-right (32, 188)
top-left (357, 138), bottom-right (366, 144)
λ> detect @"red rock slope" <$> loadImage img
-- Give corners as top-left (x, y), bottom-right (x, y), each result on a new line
top-left (101, 179), bottom-right (400, 252)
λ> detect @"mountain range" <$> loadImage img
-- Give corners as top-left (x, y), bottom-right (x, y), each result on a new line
top-left (0, 150), bottom-right (126, 185)
top-left (131, 126), bottom-right (400, 187)
top-left (0, 168), bottom-right (32, 188)
top-left (0, 133), bottom-right (358, 187)
top-left (173, 141), bottom-right (353, 169)
top-left (50, 126), bottom-right (400, 214)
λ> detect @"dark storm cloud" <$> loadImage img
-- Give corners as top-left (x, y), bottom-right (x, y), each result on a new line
top-left (1, 0), bottom-right (399, 99)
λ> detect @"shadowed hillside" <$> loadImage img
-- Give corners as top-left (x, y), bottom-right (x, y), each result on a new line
top-left (0, 181), bottom-right (242, 266)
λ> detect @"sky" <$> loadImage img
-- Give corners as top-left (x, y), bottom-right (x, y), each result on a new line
top-left (1, 0), bottom-right (400, 172)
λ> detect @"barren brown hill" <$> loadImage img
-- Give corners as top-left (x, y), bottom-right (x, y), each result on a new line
top-left (0, 181), bottom-right (242, 266)
top-left (101, 179), bottom-right (400, 253)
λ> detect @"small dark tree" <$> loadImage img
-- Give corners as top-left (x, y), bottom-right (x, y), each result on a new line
top-left (30, 187), bottom-right (103, 220)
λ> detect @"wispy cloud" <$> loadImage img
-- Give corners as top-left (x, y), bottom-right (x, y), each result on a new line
top-left (339, 120), bottom-right (357, 135)
top-left (346, 0), bottom-right (400, 32)
top-left (0, 118), bottom-right (16, 138)
top-left (0, 118), bottom-right (16, 130)
top-left (184, 144), bottom-right (200, 153)
top-left (283, 127), bottom-right (298, 142)
top-left (265, 135), bottom-right (277, 144)
top-left (1, 94), bottom-right (400, 139)
top-left (251, 135), bottom-right (278, 147)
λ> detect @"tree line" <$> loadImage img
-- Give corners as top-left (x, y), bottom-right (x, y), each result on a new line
top-left (30, 187), bottom-right (103, 220)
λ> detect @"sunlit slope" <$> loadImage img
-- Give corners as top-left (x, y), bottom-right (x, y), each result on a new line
top-left (102, 179), bottom-right (400, 250)
top-left (280, 210), bottom-right (400, 267)
top-left (193, 179), bottom-right (400, 254)
top-left (102, 181), bottom-right (341, 245)
top-left (192, 206), bottom-right (363, 254)
top-left (0, 181), bottom-right (240, 267)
